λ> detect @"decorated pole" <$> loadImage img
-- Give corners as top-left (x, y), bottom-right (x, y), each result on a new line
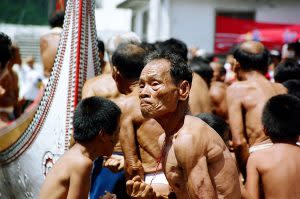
top-left (0, 0), bottom-right (100, 198)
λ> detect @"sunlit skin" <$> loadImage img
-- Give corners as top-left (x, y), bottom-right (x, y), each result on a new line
top-left (226, 41), bottom-right (287, 176)
top-left (39, 127), bottom-right (120, 199)
top-left (209, 81), bottom-right (228, 121)
top-left (126, 58), bottom-right (241, 199)
top-left (139, 60), bottom-right (179, 119)
top-left (40, 31), bottom-right (60, 78)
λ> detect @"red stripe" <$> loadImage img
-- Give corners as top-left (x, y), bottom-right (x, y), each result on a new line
top-left (74, 0), bottom-right (83, 108)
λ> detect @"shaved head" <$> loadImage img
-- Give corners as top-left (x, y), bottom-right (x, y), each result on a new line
top-left (233, 41), bottom-right (270, 74)
top-left (240, 41), bottom-right (265, 55)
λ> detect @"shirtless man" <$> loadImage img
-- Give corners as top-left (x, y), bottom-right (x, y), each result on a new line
top-left (246, 94), bottom-right (300, 199)
top-left (0, 32), bottom-right (13, 126)
top-left (0, 44), bottom-right (20, 121)
top-left (127, 51), bottom-right (241, 198)
top-left (82, 32), bottom-right (141, 99)
top-left (40, 11), bottom-right (64, 78)
top-left (111, 43), bottom-right (169, 196)
top-left (40, 96), bottom-right (121, 199)
top-left (226, 41), bottom-right (287, 176)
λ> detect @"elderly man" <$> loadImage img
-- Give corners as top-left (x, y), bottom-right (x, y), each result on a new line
top-left (126, 51), bottom-right (241, 198)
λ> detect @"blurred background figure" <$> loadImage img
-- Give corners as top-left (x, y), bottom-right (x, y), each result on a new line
top-left (40, 11), bottom-right (64, 79)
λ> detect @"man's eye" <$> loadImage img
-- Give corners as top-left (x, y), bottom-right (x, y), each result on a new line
top-left (151, 82), bottom-right (159, 87)
top-left (139, 83), bottom-right (145, 89)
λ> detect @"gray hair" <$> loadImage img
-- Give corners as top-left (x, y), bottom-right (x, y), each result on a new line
top-left (106, 32), bottom-right (141, 56)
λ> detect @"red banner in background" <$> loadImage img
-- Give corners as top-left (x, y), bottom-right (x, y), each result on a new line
top-left (214, 16), bottom-right (300, 54)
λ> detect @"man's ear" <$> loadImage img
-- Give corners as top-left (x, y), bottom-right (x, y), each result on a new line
top-left (98, 129), bottom-right (107, 143)
top-left (263, 127), bottom-right (269, 137)
top-left (178, 80), bottom-right (190, 101)
top-left (112, 66), bottom-right (122, 82)
top-left (232, 59), bottom-right (240, 73)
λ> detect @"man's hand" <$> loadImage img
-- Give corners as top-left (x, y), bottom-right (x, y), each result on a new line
top-left (104, 154), bottom-right (124, 173)
top-left (126, 176), bottom-right (157, 199)
top-left (125, 160), bottom-right (144, 180)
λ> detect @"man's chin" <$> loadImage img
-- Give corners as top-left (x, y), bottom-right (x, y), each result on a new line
top-left (141, 109), bottom-right (156, 119)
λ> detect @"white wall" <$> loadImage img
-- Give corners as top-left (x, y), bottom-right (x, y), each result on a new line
top-left (169, 0), bottom-right (300, 53)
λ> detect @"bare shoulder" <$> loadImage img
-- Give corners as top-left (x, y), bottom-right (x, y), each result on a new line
top-left (273, 82), bottom-right (288, 94)
top-left (83, 74), bottom-right (120, 98)
top-left (227, 81), bottom-right (252, 93)
top-left (173, 116), bottom-right (211, 156)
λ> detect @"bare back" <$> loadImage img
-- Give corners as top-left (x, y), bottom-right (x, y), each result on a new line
top-left (40, 145), bottom-right (93, 199)
top-left (160, 115), bottom-right (241, 199)
top-left (40, 31), bottom-right (61, 77)
top-left (227, 75), bottom-right (287, 146)
top-left (246, 144), bottom-right (300, 199)
top-left (189, 73), bottom-right (212, 115)
top-left (82, 74), bottom-right (123, 100)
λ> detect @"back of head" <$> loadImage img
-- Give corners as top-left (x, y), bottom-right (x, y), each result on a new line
top-left (282, 79), bottom-right (300, 99)
top-left (274, 59), bottom-right (300, 83)
top-left (144, 50), bottom-right (193, 85)
top-left (112, 43), bottom-right (146, 80)
top-left (233, 41), bottom-right (269, 74)
top-left (0, 32), bottom-right (12, 73)
top-left (140, 42), bottom-right (156, 53)
top-left (196, 113), bottom-right (231, 144)
top-left (262, 94), bottom-right (300, 142)
top-left (73, 96), bottom-right (121, 143)
top-left (49, 11), bottom-right (65, 28)
top-left (107, 32), bottom-right (141, 56)
top-left (158, 38), bottom-right (188, 62)
top-left (190, 57), bottom-right (213, 87)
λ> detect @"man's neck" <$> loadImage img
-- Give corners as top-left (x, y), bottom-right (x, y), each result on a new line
top-left (156, 102), bottom-right (188, 138)
top-left (123, 80), bottom-right (139, 95)
top-left (239, 70), bottom-right (265, 81)
top-left (74, 142), bottom-right (98, 161)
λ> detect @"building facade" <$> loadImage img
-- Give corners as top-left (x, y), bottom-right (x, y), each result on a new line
top-left (118, 0), bottom-right (300, 53)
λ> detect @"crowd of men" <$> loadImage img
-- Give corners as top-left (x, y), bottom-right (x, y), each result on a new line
top-left (1, 16), bottom-right (300, 199)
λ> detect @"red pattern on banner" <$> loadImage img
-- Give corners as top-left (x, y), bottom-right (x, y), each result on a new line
top-left (215, 16), bottom-right (300, 54)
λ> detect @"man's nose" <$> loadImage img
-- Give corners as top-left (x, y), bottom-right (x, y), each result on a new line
top-left (139, 85), bottom-right (151, 98)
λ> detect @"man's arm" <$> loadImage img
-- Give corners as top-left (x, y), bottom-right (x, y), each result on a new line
top-left (175, 134), bottom-right (215, 198)
top-left (245, 155), bottom-right (260, 199)
top-left (67, 163), bottom-right (92, 199)
top-left (119, 112), bottom-right (144, 179)
top-left (226, 85), bottom-right (249, 177)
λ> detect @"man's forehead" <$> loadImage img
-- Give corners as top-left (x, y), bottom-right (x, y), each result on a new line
top-left (142, 59), bottom-right (170, 76)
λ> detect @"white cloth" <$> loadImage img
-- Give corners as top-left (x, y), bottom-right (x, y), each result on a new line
top-left (14, 64), bottom-right (45, 100)
top-left (249, 143), bottom-right (274, 153)
top-left (144, 171), bottom-right (168, 185)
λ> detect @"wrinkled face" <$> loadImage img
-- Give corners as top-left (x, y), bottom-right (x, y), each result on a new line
top-left (139, 59), bottom-right (179, 119)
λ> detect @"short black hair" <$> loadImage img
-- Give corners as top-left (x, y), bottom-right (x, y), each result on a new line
top-left (49, 11), bottom-right (65, 28)
top-left (274, 59), bottom-right (300, 83)
top-left (140, 42), bottom-right (156, 53)
top-left (97, 39), bottom-right (105, 53)
top-left (145, 50), bottom-right (193, 85)
top-left (0, 32), bottom-right (12, 71)
top-left (196, 113), bottom-right (231, 144)
top-left (283, 79), bottom-right (300, 99)
top-left (189, 57), bottom-right (213, 87)
top-left (73, 96), bottom-right (121, 142)
top-left (158, 38), bottom-right (188, 62)
top-left (112, 43), bottom-right (146, 80)
top-left (233, 44), bottom-right (270, 74)
top-left (262, 94), bottom-right (300, 142)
